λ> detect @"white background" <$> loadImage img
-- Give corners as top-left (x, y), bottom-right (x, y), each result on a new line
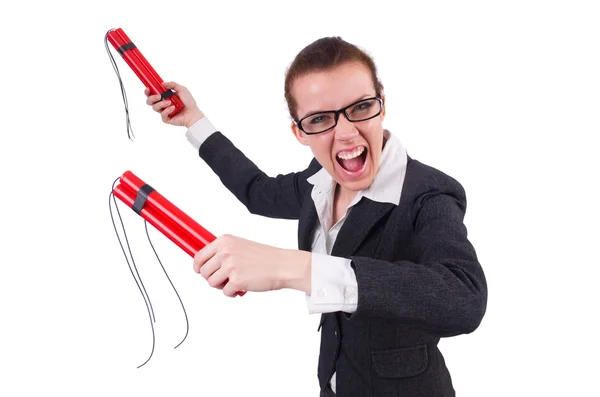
top-left (1, 0), bottom-right (599, 396)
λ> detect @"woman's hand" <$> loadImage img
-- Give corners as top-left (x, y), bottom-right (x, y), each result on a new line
top-left (144, 81), bottom-right (205, 128)
top-left (193, 234), bottom-right (312, 297)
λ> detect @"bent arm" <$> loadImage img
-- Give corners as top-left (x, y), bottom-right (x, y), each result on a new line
top-left (186, 118), bottom-right (320, 220)
top-left (349, 182), bottom-right (487, 337)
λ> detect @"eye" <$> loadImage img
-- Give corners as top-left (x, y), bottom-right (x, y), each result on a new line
top-left (352, 102), bottom-right (372, 112)
top-left (308, 114), bottom-right (331, 124)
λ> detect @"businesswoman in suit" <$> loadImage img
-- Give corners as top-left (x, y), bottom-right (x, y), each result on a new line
top-left (145, 36), bottom-right (487, 397)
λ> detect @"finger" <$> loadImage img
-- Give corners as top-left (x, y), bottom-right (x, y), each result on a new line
top-left (198, 254), bottom-right (222, 280)
top-left (153, 100), bottom-right (171, 113)
top-left (206, 267), bottom-right (229, 289)
top-left (222, 279), bottom-right (243, 298)
top-left (213, 280), bottom-right (227, 290)
top-left (146, 94), bottom-right (162, 105)
top-left (144, 87), bottom-right (150, 97)
top-left (193, 241), bottom-right (219, 273)
top-left (162, 81), bottom-right (184, 92)
top-left (160, 105), bottom-right (176, 121)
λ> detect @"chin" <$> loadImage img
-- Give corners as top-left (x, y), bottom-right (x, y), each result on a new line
top-left (339, 178), bottom-right (373, 192)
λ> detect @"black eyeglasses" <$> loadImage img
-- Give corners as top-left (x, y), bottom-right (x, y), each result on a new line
top-left (295, 96), bottom-right (384, 135)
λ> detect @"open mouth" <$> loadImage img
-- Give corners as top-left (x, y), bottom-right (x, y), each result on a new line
top-left (336, 146), bottom-right (368, 174)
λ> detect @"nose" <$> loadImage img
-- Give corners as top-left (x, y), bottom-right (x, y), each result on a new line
top-left (334, 115), bottom-right (359, 143)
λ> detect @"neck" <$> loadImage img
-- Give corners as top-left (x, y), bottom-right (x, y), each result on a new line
top-left (334, 183), bottom-right (358, 206)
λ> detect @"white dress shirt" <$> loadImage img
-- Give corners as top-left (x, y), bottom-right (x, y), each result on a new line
top-left (186, 118), bottom-right (408, 394)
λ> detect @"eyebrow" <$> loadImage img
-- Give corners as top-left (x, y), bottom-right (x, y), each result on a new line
top-left (301, 93), bottom-right (375, 118)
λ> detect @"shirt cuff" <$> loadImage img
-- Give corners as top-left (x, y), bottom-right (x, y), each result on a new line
top-left (305, 253), bottom-right (358, 314)
top-left (185, 116), bottom-right (217, 150)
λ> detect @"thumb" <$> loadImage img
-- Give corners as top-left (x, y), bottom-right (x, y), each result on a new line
top-left (162, 81), bottom-right (184, 92)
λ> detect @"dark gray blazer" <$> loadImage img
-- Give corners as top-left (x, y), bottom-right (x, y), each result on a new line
top-left (198, 131), bottom-right (487, 397)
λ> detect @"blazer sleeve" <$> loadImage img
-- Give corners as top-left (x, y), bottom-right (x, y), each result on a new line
top-left (349, 175), bottom-right (487, 337)
top-left (198, 131), bottom-right (321, 220)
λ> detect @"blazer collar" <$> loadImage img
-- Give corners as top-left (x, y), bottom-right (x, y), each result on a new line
top-left (306, 129), bottom-right (407, 207)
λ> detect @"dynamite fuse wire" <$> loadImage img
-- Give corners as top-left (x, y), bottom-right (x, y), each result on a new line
top-left (143, 220), bottom-right (190, 350)
top-left (108, 177), bottom-right (189, 368)
top-left (109, 177), bottom-right (154, 367)
top-left (105, 31), bottom-right (134, 141)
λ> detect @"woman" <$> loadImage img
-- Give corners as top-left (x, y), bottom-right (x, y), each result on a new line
top-left (145, 36), bottom-right (487, 397)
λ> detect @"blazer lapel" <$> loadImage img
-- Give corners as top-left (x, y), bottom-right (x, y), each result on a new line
top-left (331, 198), bottom-right (395, 257)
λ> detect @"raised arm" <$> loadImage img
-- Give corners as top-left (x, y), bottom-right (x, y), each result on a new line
top-left (196, 126), bottom-right (320, 219)
top-left (146, 81), bottom-right (321, 220)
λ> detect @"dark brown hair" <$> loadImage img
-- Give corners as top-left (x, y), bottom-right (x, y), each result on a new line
top-left (284, 36), bottom-right (384, 121)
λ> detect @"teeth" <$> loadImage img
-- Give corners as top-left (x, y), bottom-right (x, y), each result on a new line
top-left (337, 146), bottom-right (365, 160)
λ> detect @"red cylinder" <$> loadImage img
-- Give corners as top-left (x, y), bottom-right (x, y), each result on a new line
top-left (119, 171), bottom-right (216, 248)
top-left (107, 28), bottom-right (184, 117)
top-left (108, 28), bottom-right (164, 86)
top-left (113, 184), bottom-right (200, 257)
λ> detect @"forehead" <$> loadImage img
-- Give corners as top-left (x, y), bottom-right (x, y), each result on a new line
top-left (293, 62), bottom-right (374, 117)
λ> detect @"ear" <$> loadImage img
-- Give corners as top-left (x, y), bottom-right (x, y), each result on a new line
top-left (380, 94), bottom-right (386, 121)
top-left (291, 122), bottom-right (309, 146)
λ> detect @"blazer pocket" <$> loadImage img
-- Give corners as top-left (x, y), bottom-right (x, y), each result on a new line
top-left (371, 345), bottom-right (428, 378)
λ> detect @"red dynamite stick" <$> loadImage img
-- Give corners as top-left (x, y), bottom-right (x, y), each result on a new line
top-left (108, 28), bottom-right (168, 95)
top-left (106, 28), bottom-right (184, 117)
top-left (113, 183), bottom-right (201, 257)
top-left (119, 171), bottom-right (216, 248)
top-left (106, 28), bottom-right (184, 116)
top-left (121, 37), bottom-right (170, 97)
top-left (106, 29), bottom-right (163, 98)
top-left (113, 171), bottom-right (246, 296)
top-left (108, 28), bottom-right (164, 85)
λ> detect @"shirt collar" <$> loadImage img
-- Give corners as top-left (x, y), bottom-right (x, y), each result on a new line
top-left (306, 129), bottom-right (407, 206)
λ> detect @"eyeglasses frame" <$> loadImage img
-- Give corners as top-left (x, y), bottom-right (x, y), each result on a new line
top-left (295, 95), bottom-right (384, 135)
